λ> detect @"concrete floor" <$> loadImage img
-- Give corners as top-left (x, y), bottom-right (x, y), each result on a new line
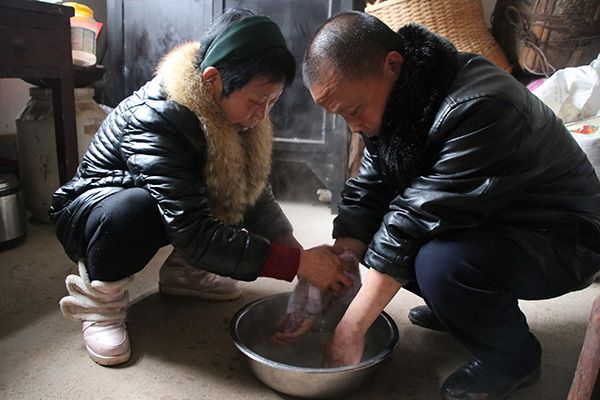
top-left (0, 201), bottom-right (598, 400)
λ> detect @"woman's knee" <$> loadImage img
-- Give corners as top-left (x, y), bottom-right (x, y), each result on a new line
top-left (84, 188), bottom-right (167, 254)
top-left (84, 188), bottom-right (166, 281)
top-left (105, 188), bottom-right (159, 227)
top-left (91, 188), bottom-right (161, 235)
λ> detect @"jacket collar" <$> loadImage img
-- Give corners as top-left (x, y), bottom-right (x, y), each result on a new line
top-left (376, 24), bottom-right (459, 181)
top-left (156, 42), bottom-right (273, 224)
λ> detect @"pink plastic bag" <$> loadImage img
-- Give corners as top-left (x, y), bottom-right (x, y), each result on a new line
top-left (281, 250), bottom-right (361, 334)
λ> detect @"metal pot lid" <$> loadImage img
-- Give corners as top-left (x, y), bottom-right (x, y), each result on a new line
top-left (0, 174), bottom-right (20, 191)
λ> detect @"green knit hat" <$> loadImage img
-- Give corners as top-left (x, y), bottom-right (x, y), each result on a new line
top-left (200, 15), bottom-right (288, 70)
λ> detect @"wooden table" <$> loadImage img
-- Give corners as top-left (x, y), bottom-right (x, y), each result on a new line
top-left (0, 0), bottom-right (78, 184)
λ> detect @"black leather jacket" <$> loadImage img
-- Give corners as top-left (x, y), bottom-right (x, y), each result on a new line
top-left (333, 27), bottom-right (600, 288)
top-left (50, 74), bottom-right (292, 281)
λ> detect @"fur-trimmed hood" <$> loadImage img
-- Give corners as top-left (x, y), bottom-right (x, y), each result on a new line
top-left (376, 24), bottom-right (459, 181)
top-left (156, 42), bottom-right (273, 224)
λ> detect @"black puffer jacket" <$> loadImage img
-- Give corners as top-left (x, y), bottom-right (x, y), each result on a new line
top-left (333, 25), bottom-right (600, 289)
top-left (50, 42), bottom-right (292, 281)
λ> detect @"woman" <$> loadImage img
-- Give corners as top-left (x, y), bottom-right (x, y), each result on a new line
top-left (51, 9), bottom-right (351, 366)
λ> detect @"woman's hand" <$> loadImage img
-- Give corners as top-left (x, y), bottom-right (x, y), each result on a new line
top-left (271, 313), bottom-right (319, 345)
top-left (324, 321), bottom-right (365, 367)
top-left (297, 245), bottom-right (353, 293)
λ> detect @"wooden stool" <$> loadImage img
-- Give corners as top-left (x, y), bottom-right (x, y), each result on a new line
top-left (568, 293), bottom-right (600, 399)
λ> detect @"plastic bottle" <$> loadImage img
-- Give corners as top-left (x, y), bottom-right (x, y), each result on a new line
top-left (63, 2), bottom-right (98, 66)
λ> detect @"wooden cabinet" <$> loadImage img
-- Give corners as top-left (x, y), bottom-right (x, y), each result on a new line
top-left (104, 0), bottom-right (362, 210)
top-left (0, 25), bottom-right (64, 68)
top-left (0, 0), bottom-right (78, 184)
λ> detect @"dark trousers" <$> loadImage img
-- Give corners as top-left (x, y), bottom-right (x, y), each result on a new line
top-left (83, 188), bottom-right (169, 281)
top-left (406, 227), bottom-right (571, 376)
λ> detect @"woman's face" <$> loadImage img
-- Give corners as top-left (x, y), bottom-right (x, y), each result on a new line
top-left (203, 67), bottom-right (284, 132)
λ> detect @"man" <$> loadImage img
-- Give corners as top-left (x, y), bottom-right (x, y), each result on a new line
top-left (302, 11), bottom-right (600, 400)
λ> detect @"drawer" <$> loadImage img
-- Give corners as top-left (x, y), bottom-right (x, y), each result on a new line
top-left (0, 24), bottom-right (66, 69)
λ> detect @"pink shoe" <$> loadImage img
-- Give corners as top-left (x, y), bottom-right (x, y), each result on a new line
top-left (82, 320), bottom-right (130, 366)
top-left (60, 259), bottom-right (131, 367)
top-left (159, 250), bottom-right (241, 301)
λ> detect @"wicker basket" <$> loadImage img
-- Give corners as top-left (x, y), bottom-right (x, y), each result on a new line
top-left (492, 0), bottom-right (600, 77)
top-left (365, 0), bottom-right (512, 72)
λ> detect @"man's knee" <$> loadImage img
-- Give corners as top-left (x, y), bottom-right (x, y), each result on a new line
top-left (414, 238), bottom-right (474, 303)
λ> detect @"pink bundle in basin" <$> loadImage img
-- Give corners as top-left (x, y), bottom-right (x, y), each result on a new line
top-left (272, 250), bottom-right (361, 343)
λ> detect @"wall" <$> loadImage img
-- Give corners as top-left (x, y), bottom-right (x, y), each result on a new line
top-left (482, 0), bottom-right (497, 28)
top-left (0, 80), bottom-right (32, 136)
top-left (0, 0), bottom-right (498, 138)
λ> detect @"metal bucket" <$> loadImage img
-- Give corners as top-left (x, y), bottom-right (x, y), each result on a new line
top-left (0, 174), bottom-right (27, 245)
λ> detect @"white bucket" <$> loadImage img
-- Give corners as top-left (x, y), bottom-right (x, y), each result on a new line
top-left (15, 88), bottom-right (109, 222)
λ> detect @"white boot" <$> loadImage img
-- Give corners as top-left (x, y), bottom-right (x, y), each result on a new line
top-left (159, 249), bottom-right (241, 301)
top-left (59, 260), bottom-right (131, 366)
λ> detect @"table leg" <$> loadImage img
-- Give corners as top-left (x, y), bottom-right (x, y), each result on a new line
top-left (50, 72), bottom-right (78, 185)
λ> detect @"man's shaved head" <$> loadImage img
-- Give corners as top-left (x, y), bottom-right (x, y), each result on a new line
top-left (303, 11), bottom-right (400, 87)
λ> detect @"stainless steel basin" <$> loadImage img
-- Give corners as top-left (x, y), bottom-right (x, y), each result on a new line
top-left (230, 293), bottom-right (399, 399)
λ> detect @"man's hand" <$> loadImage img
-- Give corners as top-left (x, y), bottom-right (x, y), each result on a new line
top-left (325, 267), bottom-right (403, 366)
top-left (297, 245), bottom-right (353, 293)
top-left (332, 237), bottom-right (368, 261)
top-left (324, 320), bottom-right (365, 367)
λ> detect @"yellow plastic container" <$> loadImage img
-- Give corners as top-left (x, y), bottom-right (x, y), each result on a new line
top-left (63, 2), bottom-right (98, 66)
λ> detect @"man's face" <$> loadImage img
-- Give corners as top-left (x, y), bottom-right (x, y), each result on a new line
top-left (308, 53), bottom-right (402, 137)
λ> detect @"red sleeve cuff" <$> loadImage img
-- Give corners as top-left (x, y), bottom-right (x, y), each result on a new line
top-left (259, 244), bottom-right (301, 281)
